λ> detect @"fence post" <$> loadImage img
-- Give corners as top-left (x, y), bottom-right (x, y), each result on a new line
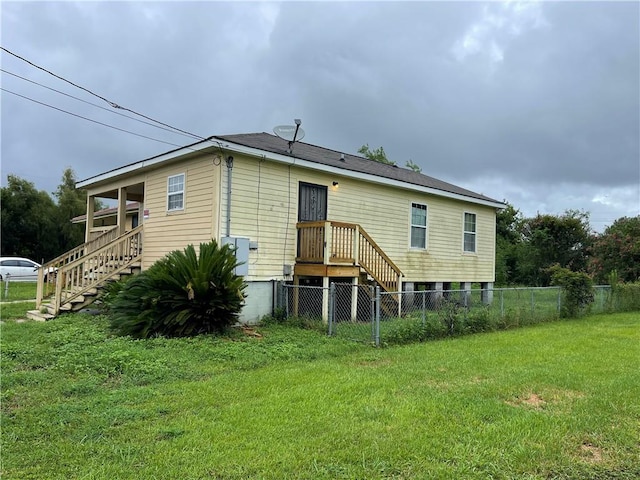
top-left (500, 289), bottom-right (504, 317)
top-left (370, 285), bottom-right (375, 341)
top-left (531, 289), bottom-right (535, 314)
top-left (4, 275), bottom-right (9, 298)
top-left (421, 290), bottom-right (426, 327)
top-left (328, 282), bottom-right (336, 336)
top-left (375, 286), bottom-right (381, 347)
top-left (285, 284), bottom-right (290, 319)
top-left (557, 287), bottom-right (562, 314)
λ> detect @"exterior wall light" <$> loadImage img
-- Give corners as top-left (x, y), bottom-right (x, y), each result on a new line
top-left (332, 181), bottom-right (339, 187)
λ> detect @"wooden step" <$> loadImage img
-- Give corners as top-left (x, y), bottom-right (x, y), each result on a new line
top-left (26, 309), bottom-right (55, 322)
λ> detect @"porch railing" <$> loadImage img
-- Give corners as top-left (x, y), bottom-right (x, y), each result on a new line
top-left (296, 221), bottom-right (402, 292)
top-left (36, 225), bottom-right (143, 314)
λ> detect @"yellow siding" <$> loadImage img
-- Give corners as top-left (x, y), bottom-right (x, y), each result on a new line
top-left (142, 157), bottom-right (220, 269)
top-left (225, 154), bottom-right (497, 283)
top-left (82, 150), bottom-right (496, 283)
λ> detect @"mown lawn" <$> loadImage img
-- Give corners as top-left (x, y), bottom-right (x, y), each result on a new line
top-left (0, 281), bottom-right (36, 302)
top-left (2, 312), bottom-right (639, 479)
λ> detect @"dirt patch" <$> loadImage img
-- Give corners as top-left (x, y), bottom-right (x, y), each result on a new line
top-left (506, 392), bottom-right (546, 409)
top-left (241, 326), bottom-right (263, 338)
top-left (506, 389), bottom-right (585, 410)
top-left (580, 443), bottom-right (604, 463)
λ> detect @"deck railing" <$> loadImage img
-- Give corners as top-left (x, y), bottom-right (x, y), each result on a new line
top-left (296, 221), bottom-right (402, 292)
top-left (36, 225), bottom-right (143, 314)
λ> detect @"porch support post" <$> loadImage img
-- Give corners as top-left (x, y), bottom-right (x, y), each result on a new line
top-left (350, 276), bottom-right (358, 322)
top-left (322, 276), bottom-right (330, 323)
top-left (138, 201), bottom-right (145, 226)
top-left (85, 195), bottom-right (95, 242)
top-left (481, 282), bottom-right (494, 305)
top-left (434, 282), bottom-right (444, 299)
top-left (461, 281), bottom-right (472, 307)
top-left (397, 276), bottom-right (403, 317)
top-left (117, 187), bottom-right (127, 235)
top-left (353, 225), bottom-right (360, 265)
top-left (323, 221), bottom-right (331, 265)
top-left (293, 275), bottom-right (300, 317)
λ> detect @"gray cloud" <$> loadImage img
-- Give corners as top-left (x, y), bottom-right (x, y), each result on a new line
top-left (1, 1), bottom-right (638, 231)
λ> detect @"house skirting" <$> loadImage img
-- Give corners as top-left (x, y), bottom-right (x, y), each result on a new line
top-left (239, 281), bottom-right (277, 325)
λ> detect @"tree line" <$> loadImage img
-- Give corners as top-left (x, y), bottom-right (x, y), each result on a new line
top-left (1, 169), bottom-right (89, 263)
top-left (496, 204), bottom-right (639, 286)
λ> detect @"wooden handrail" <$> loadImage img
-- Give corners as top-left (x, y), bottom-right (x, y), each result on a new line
top-left (36, 226), bottom-right (121, 306)
top-left (358, 228), bottom-right (402, 277)
top-left (296, 221), bottom-right (402, 293)
top-left (37, 225), bottom-right (143, 314)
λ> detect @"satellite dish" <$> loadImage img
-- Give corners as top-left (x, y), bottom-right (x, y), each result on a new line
top-left (274, 119), bottom-right (305, 154)
top-left (273, 125), bottom-right (305, 142)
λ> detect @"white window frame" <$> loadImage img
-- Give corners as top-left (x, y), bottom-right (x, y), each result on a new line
top-left (410, 202), bottom-right (428, 250)
top-left (167, 173), bottom-right (185, 212)
top-left (463, 211), bottom-right (477, 253)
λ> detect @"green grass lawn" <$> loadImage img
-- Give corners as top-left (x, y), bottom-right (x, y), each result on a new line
top-left (2, 312), bottom-right (639, 479)
top-left (0, 281), bottom-right (36, 302)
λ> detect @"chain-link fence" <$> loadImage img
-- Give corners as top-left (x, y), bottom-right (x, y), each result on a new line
top-left (279, 283), bottom-right (613, 346)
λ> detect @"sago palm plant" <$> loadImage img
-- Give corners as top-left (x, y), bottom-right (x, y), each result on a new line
top-left (109, 240), bottom-right (246, 338)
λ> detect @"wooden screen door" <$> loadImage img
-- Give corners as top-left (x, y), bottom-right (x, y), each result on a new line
top-left (298, 182), bottom-right (327, 222)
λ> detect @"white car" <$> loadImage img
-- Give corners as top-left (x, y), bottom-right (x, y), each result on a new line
top-left (0, 257), bottom-right (42, 282)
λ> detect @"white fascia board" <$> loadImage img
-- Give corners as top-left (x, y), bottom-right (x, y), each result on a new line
top-left (217, 140), bottom-right (505, 209)
top-left (76, 140), bottom-right (215, 188)
top-left (77, 137), bottom-right (503, 209)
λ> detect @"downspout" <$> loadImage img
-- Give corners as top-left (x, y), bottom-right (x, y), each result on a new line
top-left (225, 155), bottom-right (233, 237)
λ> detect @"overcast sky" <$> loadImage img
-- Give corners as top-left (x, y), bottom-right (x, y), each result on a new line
top-left (2, 1), bottom-right (639, 232)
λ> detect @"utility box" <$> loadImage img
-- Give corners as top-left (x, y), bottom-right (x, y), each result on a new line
top-left (221, 237), bottom-right (249, 276)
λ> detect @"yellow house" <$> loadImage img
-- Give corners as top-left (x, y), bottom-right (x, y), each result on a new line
top-left (37, 132), bottom-right (504, 323)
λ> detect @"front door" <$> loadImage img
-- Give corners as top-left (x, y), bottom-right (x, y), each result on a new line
top-left (297, 182), bottom-right (328, 260)
top-left (298, 182), bottom-right (327, 222)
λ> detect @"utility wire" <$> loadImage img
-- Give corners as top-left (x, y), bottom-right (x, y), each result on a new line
top-left (1, 68), bottom-right (202, 141)
top-left (1, 46), bottom-right (207, 141)
top-left (1, 87), bottom-right (187, 149)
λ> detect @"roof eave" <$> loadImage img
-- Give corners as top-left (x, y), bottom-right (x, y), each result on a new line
top-left (77, 136), bottom-right (505, 209)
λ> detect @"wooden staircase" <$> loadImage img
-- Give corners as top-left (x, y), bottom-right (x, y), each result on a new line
top-left (27, 226), bottom-right (143, 321)
top-left (296, 221), bottom-right (403, 316)
top-left (296, 221), bottom-right (404, 319)
top-left (296, 221), bottom-right (402, 291)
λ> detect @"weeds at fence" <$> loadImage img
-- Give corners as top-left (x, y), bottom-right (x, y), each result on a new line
top-left (275, 283), bottom-right (637, 347)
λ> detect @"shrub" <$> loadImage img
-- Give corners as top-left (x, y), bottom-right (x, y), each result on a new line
top-left (549, 266), bottom-right (594, 318)
top-left (611, 282), bottom-right (640, 312)
top-left (96, 277), bottom-right (131, 312)
top-left (109, 240), bottom-right (246, 338)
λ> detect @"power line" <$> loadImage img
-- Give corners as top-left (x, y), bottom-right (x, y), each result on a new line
top-left (1, 68), bottom-right (202, 141)
top-left (1, 46), bottom-right (207, 141)
top-left (1, 87), bottom-right (187, 149)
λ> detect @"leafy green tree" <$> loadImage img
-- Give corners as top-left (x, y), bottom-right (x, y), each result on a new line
top-left (405, 159), bottom-right (422, 173)
top-left (494, 202), bottom-right (524, 285)
top-left (515, 210), bottom-right (592, 286)
top-left (0, 175), bottom-right (59, 261)
top-left (549, 265), bottom-right (594, 318)
top-left (589, 216), bottom-right (640, 283)
top-left (359, 144), bottom-right (425, 173)
top-left (53, 168), bottom-right (88, 251)
top-left (358, 144), bottom-right (396, 165)
top-left (109, 240), bottom-right (247, 338)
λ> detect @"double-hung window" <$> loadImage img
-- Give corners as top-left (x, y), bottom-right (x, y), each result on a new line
top-left (411, 203), bottom-right (427, 249)
top-left (167, 173), bottom-right (185, 211)
top-left (463, 212), bottom-right (477, 253)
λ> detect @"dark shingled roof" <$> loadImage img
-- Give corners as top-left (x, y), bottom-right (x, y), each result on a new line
top-left (215, 132), bottom-right (502, 205)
